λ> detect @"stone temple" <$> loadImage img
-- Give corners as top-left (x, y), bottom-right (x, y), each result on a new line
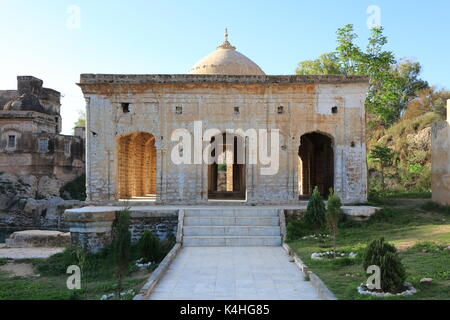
top-left (78, 31), bottom-right (369, 205)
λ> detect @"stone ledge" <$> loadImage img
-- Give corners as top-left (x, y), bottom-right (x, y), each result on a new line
top-left (5, 230), bottom-right (70, 248)
top-left (134, 243), bottom-right (182, 300)
top-left (282, 243), bottom-right (337, 300)
top-left (79, 74), bottom-right (369, 85)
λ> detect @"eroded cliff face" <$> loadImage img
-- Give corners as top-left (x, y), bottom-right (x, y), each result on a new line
top-left (0, 173), bottom-right (84, 230)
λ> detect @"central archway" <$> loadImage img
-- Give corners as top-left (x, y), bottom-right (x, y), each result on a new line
top-left (208, 133), bottom-right (246, 200)
top-left (298, 132), bottom-right (334, 198)
top-left (116, 132), bottom-right (156, 200)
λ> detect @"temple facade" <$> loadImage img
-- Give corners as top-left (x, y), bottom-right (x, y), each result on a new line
top-left (78, 33), bottom-right (369, 205)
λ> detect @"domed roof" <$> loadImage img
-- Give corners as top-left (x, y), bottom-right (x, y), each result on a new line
top-left (188, 29), bottom-right (265, 76)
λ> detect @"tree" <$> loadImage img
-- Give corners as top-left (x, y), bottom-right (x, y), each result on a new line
top-left (295, 25), bottom-right (429, 126)
top-left (363, 238), bottom-right (406, 293)
top-left (112, 209), bottom-right (131, 298)
top-left (295, 53), bottom-right (343, 75)
top-left (369, 145), bottom-right (395, 189)
top-left (73, 109), bottom-right (86, 131)
top-left (325, 189), bottom-right (342, 258)
top-left (304, 186), bottom-right (326, 233)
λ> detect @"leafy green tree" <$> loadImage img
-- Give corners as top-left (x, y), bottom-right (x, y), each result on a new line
top-left (304, 186), bottom-right (326, 232)
top-left (112, 209), bottom-right (131, 298)
top-left (326, 189), bottom-right (342, 258)
top-left (295, 24), bottom-right (429, 126)
top-left (369, 145), bottom-right (395, 189)
top-left (296, 53), bottom-right (343, 75)
top-left (363, 238), bottom-right (406, 293)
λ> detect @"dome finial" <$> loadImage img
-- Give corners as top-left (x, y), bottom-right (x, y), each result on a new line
top-left (224, 28), bottom-right (229, 42)
top-left (217, 28), bottom-right (236, 50)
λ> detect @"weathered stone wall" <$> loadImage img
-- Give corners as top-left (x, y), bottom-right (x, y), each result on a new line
top-left (129, 215), bottom-right (178, 243)
top-left (80, 75), bottom-right (369, 204)
top-left (431, 101), bottom-right (450, 205)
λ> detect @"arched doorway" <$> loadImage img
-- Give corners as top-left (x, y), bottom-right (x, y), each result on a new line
top-left (116, 132), bottom-right (156, 200)
top-left (298, 132), bottom-right (334, 198)
top-left (208, 133), bottom-right (246, 200)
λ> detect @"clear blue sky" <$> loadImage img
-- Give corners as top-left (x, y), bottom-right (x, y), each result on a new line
top-left (1, 0), bottom-right (449, 134)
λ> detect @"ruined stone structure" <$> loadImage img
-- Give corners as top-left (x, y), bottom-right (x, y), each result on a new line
top-left (78, 34), bottom-right (369, 205)
top-left (0, 76), bottom-right (85, 184)
top-left (432, 100), bottom-right (450, 205)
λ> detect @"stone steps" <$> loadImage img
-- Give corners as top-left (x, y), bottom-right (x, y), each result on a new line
top-left (183, 226), bottom-right (281, 236)
top-left (184, 216), bottom-right (280, 226)
top-left (184, 209), bottom-right (278, 217)
top-left (182, 208), bottom-right (282, 247)
top-left (183, 236), bottom-right (282, 247)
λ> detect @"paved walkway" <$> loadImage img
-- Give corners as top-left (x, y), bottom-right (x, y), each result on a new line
top-left (149, 247), bottom-right (320, 300)
top-left (0, 246), bottom-right (64, 259)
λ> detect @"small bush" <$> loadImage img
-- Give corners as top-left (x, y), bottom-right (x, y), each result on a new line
top-left (326, 189), bottom-right (342, 257)
top-left (112, 209), bottom-right (131, 296)
top-left (286, 220), bottom-right (302, 241)
top-left (304, 186), bottom-right (326, 232)
top-left (138, 230), bottom-right (162, 263)
top-left (60, 174), bottom-right (86, 201)
top-left (363, 237), bottom-right (406, 293)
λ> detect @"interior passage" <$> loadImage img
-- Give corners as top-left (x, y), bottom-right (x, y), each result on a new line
top-left (298, 132), bottom-right (334, 198)
top-left (117, 132), bottom-right (156, 199)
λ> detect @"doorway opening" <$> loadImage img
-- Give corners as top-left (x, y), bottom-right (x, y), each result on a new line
top-left (116, 132), bottom-right (156, 201)
top-left (298, 132), bottom-right (334, 199)
top-left (208, 133), bottom-right (246, 200)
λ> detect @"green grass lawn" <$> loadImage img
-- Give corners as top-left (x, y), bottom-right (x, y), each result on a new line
top-left (288, 200), bottom-right (450, 300)
top-left (0, 248), bottom-right (154, 300)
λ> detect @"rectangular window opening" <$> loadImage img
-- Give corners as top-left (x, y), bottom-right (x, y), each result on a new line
top-left (121, 103), bottom-right (130, 113)
top-left (38, 139), bottom-right (49, 153)
top-left (8, 135), bottom-right (16, 148)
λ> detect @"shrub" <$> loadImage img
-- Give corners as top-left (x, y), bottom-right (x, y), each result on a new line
top-left (60, 174), bottom-right (86, 201)
top-left (138, 230), bottom-right (162, 263)
top-left (326, 189), bottom-right (342, 258)
top-left (286, 220), bottom-right (304, 241)
top-left (304, 186), bottom-right (326, 232)
top-left (363, 237), bottom-right (406, 293)
top-left (112, 209), bottom-right (131, 297)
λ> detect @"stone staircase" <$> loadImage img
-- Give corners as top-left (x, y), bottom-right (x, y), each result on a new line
top-left (182, 208), bottom-right (282, 246)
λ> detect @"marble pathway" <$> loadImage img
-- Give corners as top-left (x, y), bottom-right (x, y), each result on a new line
top-left (148, 246), bottom-right (320, 300)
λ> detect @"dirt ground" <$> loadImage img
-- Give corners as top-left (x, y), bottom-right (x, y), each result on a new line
top-left (0, 262), bottom-right (35, 278)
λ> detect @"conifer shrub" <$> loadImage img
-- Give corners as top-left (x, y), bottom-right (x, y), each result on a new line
top-left (326, 189), bottom-right (342, 258)
top-left (363, 237), bottom-right (406, 293)
top-left (304, 186), bottom-right (326, 232)
top-left (138, 230), bottom-right (162, 263)
top-left (112, 209), bottom-right (131, 297)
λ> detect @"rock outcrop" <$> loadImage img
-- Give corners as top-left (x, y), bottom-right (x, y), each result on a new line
top-left (0, 173), bottom-right (84, 229)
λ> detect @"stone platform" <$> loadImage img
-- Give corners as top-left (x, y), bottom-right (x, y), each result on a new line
top-left (5, 230), bottom-right (70, 248)
top-left (63, 205), bottom-right (380, 252)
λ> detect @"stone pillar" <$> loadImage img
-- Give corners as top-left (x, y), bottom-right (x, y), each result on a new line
top-left (63, 209), bottom-right (116, 253)
top-left (431, 99), bottom-right (450, 205)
